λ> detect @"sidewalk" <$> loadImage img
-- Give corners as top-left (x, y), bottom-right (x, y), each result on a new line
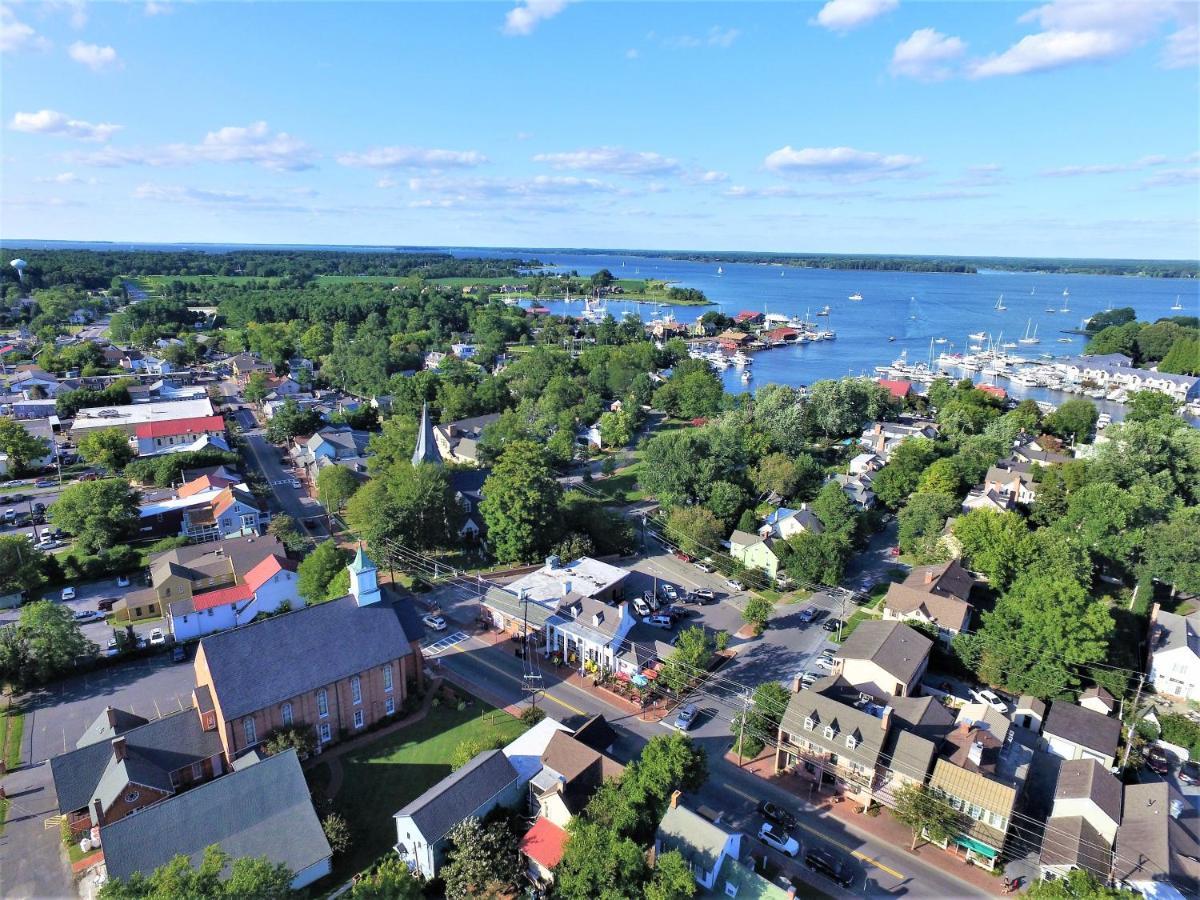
top-left (730, 748), bottom-right (1006, 896)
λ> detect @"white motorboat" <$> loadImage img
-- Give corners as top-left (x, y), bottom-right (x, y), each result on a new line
top-left (969, 330), bottom-right (988, 341)
top-left (816, 305), bottom-right (831, 316)
top-left (849, 292), bottom-right (863, 301)
top-left (741, 369), bottom-right (752, 382)
top-left (934, 337), bottom-right (948, 345)
top-left (1001, 341), bottom-right (1017, 349)
top-left (1057, 337), bottom-right (1073, 343)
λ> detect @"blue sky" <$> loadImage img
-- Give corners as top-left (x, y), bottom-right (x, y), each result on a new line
top-left (2, 0), bottom-right (1197, 258)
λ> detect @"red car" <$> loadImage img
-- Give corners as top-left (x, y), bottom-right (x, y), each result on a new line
top-left (1145, 745), bottom-right (1171, 776)
top-left (674, 552), bottom-right (692, 562)
top-left (889, 546), bottom-right (901, 557)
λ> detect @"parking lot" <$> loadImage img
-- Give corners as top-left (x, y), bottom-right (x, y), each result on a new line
top-left (1, 574), bottom-right (167, 653)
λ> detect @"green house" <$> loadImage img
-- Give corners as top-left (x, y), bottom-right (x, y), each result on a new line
top-left (728, 530), bottom-right (780, 581)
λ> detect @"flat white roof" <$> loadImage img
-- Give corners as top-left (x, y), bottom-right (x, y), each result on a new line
top-left (506, 556), bottom-right (630, 604)
top-left (71, 398), bottom-right (214, 431)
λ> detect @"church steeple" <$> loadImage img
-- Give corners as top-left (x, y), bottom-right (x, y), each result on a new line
top-left (412, 401), bottom-right (442, 467)
top-left (349, 545), bottom-right (382, 606)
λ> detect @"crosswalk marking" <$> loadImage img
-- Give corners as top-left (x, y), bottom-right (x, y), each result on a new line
top-left (421, 630), bottom-right (468, 657)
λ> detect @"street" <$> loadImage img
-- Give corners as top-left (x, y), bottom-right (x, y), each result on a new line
top-left (243, 429), bottom-right (330, 541)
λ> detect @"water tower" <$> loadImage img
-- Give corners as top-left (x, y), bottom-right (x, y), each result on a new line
top-left (9, 259), bottom-right (27, 284)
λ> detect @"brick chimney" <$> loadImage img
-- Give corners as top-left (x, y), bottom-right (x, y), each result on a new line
top-left (92, 798), bottom-right (104, 825)
top-left (880, 706), bottom-right (892, 732)
top-left (924, 569), bottom-right (935, 585)
top-left (111, 736), bottom-right (127, 762)
top-left (106, 706), bottom-right (117, 729)
top-left (792, 674), bottom-right (803, 694)
top-left (670, 790), bottom-right (681, 809)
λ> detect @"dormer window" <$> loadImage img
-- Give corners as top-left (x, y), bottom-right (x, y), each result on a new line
top-left (803, 717), bottom-right (814, 731)
top-left (823, 726), bottom-right (835, 740)
top-left (846, 735), bottom-right (858, 750)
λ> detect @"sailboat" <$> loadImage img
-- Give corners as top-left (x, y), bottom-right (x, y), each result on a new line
top-left (934, 337), bottom-right (948, 344)
top-left (780, 269), bottom-right (785, 277)
top-left (995, 294), bottom-right (1007, 311)
top-left (1172, 295), bottom-right (1184, 311)
top-left (717, 266), bottom-right (724, 276)
top-left (848, 292), bottom-right (863, 301)
top-left (969, 330), bottom-right (987, 340)
top-left (1018, 319), bottom-right (1040, 345)
top-left (1060, 289), bottom-right (1071, 313)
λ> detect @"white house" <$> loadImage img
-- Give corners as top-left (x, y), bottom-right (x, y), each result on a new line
top-left (545, 596), bottom-right (637, 676)
top-left (759, 505), bottom-right (824, 540)
top-left (850, 452), bottom-right (884, 476)
top-left (167, 554), bottom-right (299, 642)
top-left (983, 459), bottom-right (1038, 505)
top-left (1148, 605), bottom-right (1200, 702)
top-left (655, 793), bottom-right (742, 892)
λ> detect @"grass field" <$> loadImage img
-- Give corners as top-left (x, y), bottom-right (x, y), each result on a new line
top-left (315, 274), bottom-right (413, 285)
top-left (142, 274), bottom-right (284, 287)
top-left (309, 697), bottom-right (528, 882)
top-left (2, 703), bottom-right (24, 770)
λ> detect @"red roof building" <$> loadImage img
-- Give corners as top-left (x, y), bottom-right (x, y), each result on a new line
top-left (765, 327), bottom-right (800, 343)
top-left (134, 415), bottom-right (226, 440)
top-left (520, 817), bottom-right (568, 874)
top-left (733, 310), bottom-right (763, 325)
top-left (189, 555), bottom-right (296, 612)
top-left (978, 384), bottom-right (1008, 399)
top-left (877, 379), bottom-right (913, 400)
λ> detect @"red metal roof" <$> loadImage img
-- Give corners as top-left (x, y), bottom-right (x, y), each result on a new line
top-left (979, 384), bottom-right (1007, 399)
top-left (243, 554), bottom-right (296, 592)
top-left (877, 379), bottom-right (913, 399)
top-left (519, 818), bottom-right (568, 870)
top-left (191, 582), bottom-right (253, 611)
top-left (134, 415), bottom-right (226, 440)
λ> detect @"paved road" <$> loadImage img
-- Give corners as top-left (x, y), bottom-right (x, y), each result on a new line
top-left (430, 574), bottom-right (990, 900)
top-left (243, 431), bottom-right (330, 541)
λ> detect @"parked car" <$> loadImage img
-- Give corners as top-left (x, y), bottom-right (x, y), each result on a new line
top-left (692, 561), bottom-right (714, 573)
top-left (692, 588), bottom-right (716, 604)
top-left (171, 645), bottom-right (187, 663)
top-left (797, 607), bottom-right (817, 624)
top-left (644, 590), bottom-right (662, 611)
top-left (116, 574), bottom-right (130, 587)
top-left (35, 479), bottom-right (55, 488)
top-left (3, 509), bottom-right (14, 523)
top-left (673, 703), bottom-right (698, 731)
top-left (422, 614), bottom-right (447, 632)
top-left (633, 597), bottom-right (652, 617)
top-left (104, 638), bottom-right (120, 657)
top-left (1179, 760), bottom-right (1200, 785)
top-left (814, 655), bottom-right (835, 671)
top-left (1146, 745), bottom-right (1171, 776)
top-left (804, 848), bottom-right (854, 889)
top-left (822, 618), bottom-right (843, 632)
top-left (800, 671), bottom-right (820, 687)
top-left (889, 546), bottom-right (901, 557)
top-left (61, 586), bottom-right (76, 601)
top-left (970, 688), bottom-right (1009, 714)
top-left (726, 579), bottom-right (744, 591)
top-left (72, 609), bottom-right (101, 622)
top-left (673, 552), bottom-right (692, 562)
top-left (39, 527), bottom-right (52, 542)
top-left (757, 800), bottom-right (797, 830)
top-left (661, 584), bottom-right (679, 602)
top-left (97, 597), bottom-right (117, 612)
top-left (758, 823), bottom-right (799, 857)
top-left (643, 614), bottom-right (674, 630)
top-left (149, 628), bottom-right (166, 646)
top-left (663, 605), bottom-right (689, 620)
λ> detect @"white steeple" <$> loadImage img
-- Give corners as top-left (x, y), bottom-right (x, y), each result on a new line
top-left (348, 545), bottom-right (382, 607)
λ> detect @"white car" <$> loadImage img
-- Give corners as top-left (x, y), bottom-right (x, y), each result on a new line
top-left (290, 478), bottom-right (302, 489)
top-left (422, 614), bottom-right (447, 631)
top-left (61, 586), bottom-right (76, 601)
top-left (758, 822), bottom-right (800, 857)
top-left (149, 628), bottom-right (166, 646)
top-left (726, 579), bottom-right (745, 592)
top-left (814, 655), bottom-right (835, 671)
top-left (971, 688), bottom-right (1008, 714)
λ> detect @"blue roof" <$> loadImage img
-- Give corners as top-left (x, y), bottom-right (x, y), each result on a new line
top-left (763, 508), bottom-right (796, 526)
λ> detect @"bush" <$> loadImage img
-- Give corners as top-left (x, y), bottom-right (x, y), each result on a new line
top-left (321, 812), bottom-right (352, 856)
top-left (261, 724), bottom-right (318, 759)
top-left (1160, 713), bottom-right (1200, 756)
top-left (520, 705), bottom-right (547, 726)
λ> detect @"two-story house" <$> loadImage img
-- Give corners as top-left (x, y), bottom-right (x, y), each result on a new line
top-left (1113, 781), bottom-right (1200, 897)
top-left (758, 505), bottom-right (824, 541)
top-left (134, 415), bottom-right (227, 457)
top-left (1041, 700), bottom-right (1122, 768)
top-left (729, 529), bottom-right (781, 581)
top-left (655, 794), bottom-right (743, 892)
top-left (433, 412), bottom-right (501, 466)
top-left (545, 595), bottom-right (637, 676)
top-left (859, 417), bottom-right (938, 460)
top-left (983, 459), bottom-right (1039, 505)
top-left (832, 620), bottom-right (932, 700)
top-left (192, 548), bottom-right (425, 759)
top-left (1147, 605), bottom-right (1200, 702)
top-left (882, 560), bottom-right (976, 643)
top-left (480, 555), bottom-right (630, 636)
top-left (167, 553), bottom-right (299, 642)
top-left (291, 425), bottom-right (372, 481)
top-left (228, 352), bottom-right (274, 384)
top-left (1039, 759), bottom-right (1123, 883)
top-left (137, 475), bottom-right (263, 543)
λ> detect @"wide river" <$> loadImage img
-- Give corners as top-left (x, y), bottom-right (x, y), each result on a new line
top-left (451, 248), bottom-right (1199, 418)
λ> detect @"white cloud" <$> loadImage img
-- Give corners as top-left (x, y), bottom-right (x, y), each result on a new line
top-left (1, 7), bottom-right (49, 52)
top-left (1162, 22), bottom-right (1198, 69)
top-left (1138, 167), bottom-right (1200, 188)
top-left (35, 171), bottom-right (96, 185)
top-left (144, 1), bottom-right (173, 14)
top-left (665, 26), bottom-right (740, 49)
top-left (890, 28), bottom-right (967, 81)
top-left (69, 121), bottom-right (316, 170)
top-left (68, 41), bottom-right (120, 70)
top-left (699, 170), bottom-right (729, 183)
top-left (723, 184), bottom-right (881, 201)
top-left (533, 147), bottom-right (681, 176)
top-left (336, 146), bottom-right (488, 169)
top-left (812, 0), bottom-right (898, 32)
top-left (411, 174), bottom-right (622, 198)
top-left (376, 177), bottom-right (398, 189)
top-left (10, 109), bottom-right (120, 142)
top-left (625, 48), bottom-right (639, 59)
top-left (132, 182), bottom-right (314, 212)
top-left (1040, 155), bottom-right (1171, 177)
top-left (763, 145), bottom-right (923, 182)
top-left (503, 0), bottom-right (570, 37)
top-left (948, 164), bottom-right (1007, 187)
top-left (972, 0), bottom-right (1192, 77)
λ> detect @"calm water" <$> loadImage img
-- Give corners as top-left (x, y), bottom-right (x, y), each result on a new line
top-left (453, 248), bottom-right (1199, 417)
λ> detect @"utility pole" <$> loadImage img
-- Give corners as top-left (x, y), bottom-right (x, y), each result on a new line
top-left (1119, 672), bottom-right (1147, 772)
top-left (737, 692), bottom-right (750, 767)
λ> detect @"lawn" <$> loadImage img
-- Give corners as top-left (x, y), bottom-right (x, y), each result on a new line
top-left (0, 795), bottom-right (8, 837)
top-left (585, 464), bottom-right (644, 504)
top-left (311, 697), bottom-right (529, 881)
top-left (1, 703), bottom-right (24, 769)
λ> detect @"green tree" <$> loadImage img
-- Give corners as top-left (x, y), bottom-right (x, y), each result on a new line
top-left (1124, 390), bottom-right (1180, 424)
top-left (0, 600), bottom-right (94, 689)
top-left (730, 681), bottom-right (790, 758)
top-left (871, 438), bottom-right (938, 509)
top-left (664, 506), bottom-right (724, 559)
top-left (704, 480), bottom-right (747, 530)
top-left (441, 816), bottom-right (521, 900)
top-left (346, 465), bottom-right (458, 554)
top-left (317, 465), bottom-right (360, 513)
top-left (1141, 506), bottom-right (1200, 594)
top-left (1159, 336), bottom-right (1200, 375)
top-left (349, 856), bottom-right (423, 900)
top-left (98, 845), bottom-right (293, 899)
top-left (750, 453), bottom-right (800, 499)
top-left (806, 378), bottom-right (894, 437)
top-left (598, 408), bottom-right (635, 449)
top-left (892, 783), bottom-right (959, 851)
top-left (265, 398), bottom-right (322, 444)
top-left (266, 514), bottom-right (307, 553)
top-left (1044, 399), bottom-right (1099, 444)
top-left (0, 534), bottom-right (45, 597)
top-left (951, 509), bottom-right (1028, 590)
top-left (261, 724), bottom-right (317, 758)
top-left (1025, 868), bottom-right (1140, 900)
top-left (479, 441), bottom-right (563, 562)
top-left (659, 626), bottom-right (715, 693)
top-left (321, 813), bottom-right (352, 857)
top-left (1084, 321), bottom-right (1143, 358)
top-left (243, 372), bottom-right (270, 404)
top-left (785, 530), bottom-right (851, 586)
top-left (917, 457), bottom-right (965, 497)
top-left (811, 480), bottom-right (858, 536)
top-left (644, 850), bottom-right (697, 900)
top-left (0, 418), bottom-right (50, 474)
top-left (297, 539), bottom-right (348, 604)
top-left (48, 478), bottom-right (140, 554)
top-left (742, 594), bottom-right (773, 634)
top-left (77, 427), bottom-right (134, 473)
top-left (897, 492), bottom-right (958, 561)
top-left (556, 821), bottom-right (648, 900)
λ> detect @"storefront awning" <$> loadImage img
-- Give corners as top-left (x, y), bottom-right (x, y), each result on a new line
top-left (955, 836), bottom-right (999, 859)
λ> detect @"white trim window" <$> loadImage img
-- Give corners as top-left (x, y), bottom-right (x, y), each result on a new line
top-left (383, 664), bottom-right (393, 693)
top-left (386, 697), bottom-right (395, 715)
top-left (281, 702), bottom-right (293, 727)
top-left (243, 717), bottom-right (257, 746)
top-left (317, 688), bottom-right (329, 718)
top-left (351, 675), bottom-right (362, 705)
top-left (353, 709), bottom-right (364, 729)
top-left (319, 722), bottom-right (331, 743)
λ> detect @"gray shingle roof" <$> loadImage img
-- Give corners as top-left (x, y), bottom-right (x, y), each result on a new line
top-left (50, 708), bottom-right (221, 815)
top-left (198, 591), bottom-right (416, 722)
top-left (835, 620), bottom-right (932, 686)
top-left (1039, 815), bottom-right (1110, 879)
top-left (100, 749), bottom-right (330, 883)
top-left (657, 802), bottom-right (732, 876)
top-left (780, 678), bottom-right (892, 771)
top-left (1054, 758), bottom-right (1123, 825)
top-left (394, 749), bottom-right (519, 845)
top-left (1043, 702), bottom-right (1121, 758)
top-left (1113, 781), bottom-right (1200, 893)
top-left (75, 707), bottom-right (148, 750)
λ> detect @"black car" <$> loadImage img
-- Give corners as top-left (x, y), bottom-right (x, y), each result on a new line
top-left (822, 618), bottom-right (844, 632)
top-left (1180, 760), bottom-right (1200, 785)
top-left (804, 848), bottom-right (854, 889)
top-left (171, 645), bottom-right (187, 663)
top-left (757, 800), bottom-right (797, 831)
